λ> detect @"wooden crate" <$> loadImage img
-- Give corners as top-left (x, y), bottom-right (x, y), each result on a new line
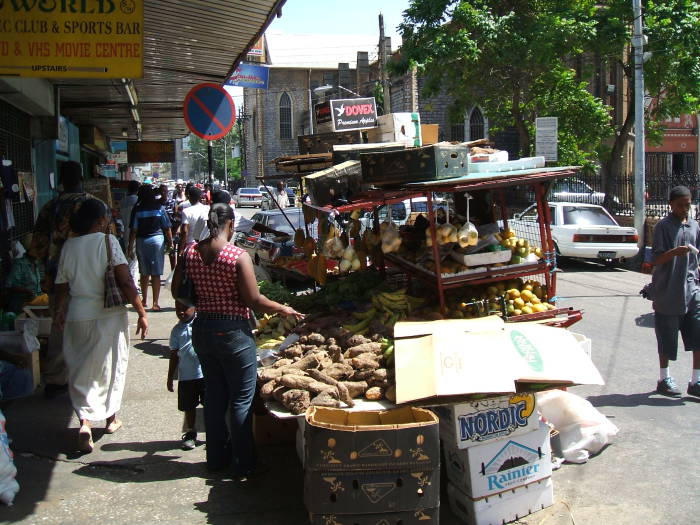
top-left (298, 131), bottom-right (362, 155)
top-left (361, 142), bottom-right (470, 186)
top-left (304, 160), bottom-right (363, 206)
top-left (331, 142), bottom-right (405, 165)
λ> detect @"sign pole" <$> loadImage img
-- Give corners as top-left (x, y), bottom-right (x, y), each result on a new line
top-left (208, 141), bottom-right (214, 185)
top-left (632, 0), bottom-right (646, 251)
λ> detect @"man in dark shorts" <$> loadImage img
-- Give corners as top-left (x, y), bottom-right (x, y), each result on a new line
top-left (651, 186), bottom-right (700, 397)
top-left (167, 304), bottom-right (204, 449)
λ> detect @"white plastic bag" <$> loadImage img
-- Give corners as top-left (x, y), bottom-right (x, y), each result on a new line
top-left (537, 390), bottom-right (619, 464)
top-left (0, 410), bottom-right (19, 505)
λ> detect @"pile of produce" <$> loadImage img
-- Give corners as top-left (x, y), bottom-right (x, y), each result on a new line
top-left (258, 314), bottom-right (396, 414)
top-left (290, 269), bottom-right (385, 313)
top-left (497, 229), bottom-right (543, 264)
top-left (256, 313), bottom-right (300, 349)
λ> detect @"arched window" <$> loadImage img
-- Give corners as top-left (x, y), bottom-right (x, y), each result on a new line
top-left (279, 92), bottom-right (292, 139)
top-left (469, 107), bottom-right (485, 140)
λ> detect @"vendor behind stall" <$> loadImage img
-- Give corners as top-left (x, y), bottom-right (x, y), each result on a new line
top-left (4, 235), bottom-right (41, 314)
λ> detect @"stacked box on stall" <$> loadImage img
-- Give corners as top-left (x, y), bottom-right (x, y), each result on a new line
top-left (436, 394), bottom-right (554, 525)
top-left (304, 406), bottom-right (441, 525)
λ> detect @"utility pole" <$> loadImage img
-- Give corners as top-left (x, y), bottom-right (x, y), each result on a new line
top-left (223, 134), bottom-right (227, 185)
top-left (207, 140), bottom-right (214, 185)
top-left (632, 0), bottom-right (646, 250)
top-left (378, 13), bottom-right (391, 114)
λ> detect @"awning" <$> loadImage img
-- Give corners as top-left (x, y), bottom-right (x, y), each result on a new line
top-left (54, 0), bottom-right (285, 143)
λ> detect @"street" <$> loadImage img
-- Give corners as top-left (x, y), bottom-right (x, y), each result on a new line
top-left (3, 254), bottom-right (699, 525)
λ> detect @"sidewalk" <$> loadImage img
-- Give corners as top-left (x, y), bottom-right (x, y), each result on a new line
top-left (3, 262), bottom-right (698, 524)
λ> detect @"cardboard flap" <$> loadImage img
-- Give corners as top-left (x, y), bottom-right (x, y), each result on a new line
top-left (394, 316), bottom-right (504, 339)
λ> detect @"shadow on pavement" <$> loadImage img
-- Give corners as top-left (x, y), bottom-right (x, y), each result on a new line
top-left (635, 312), bottom-right (655, 328)
top-left (556, 258), bottom-right (629, 273)
top-left (588, 391), bottom-right (686, 408)
top-left (3, 391), bottom-right (75, 522)
top-left (133, 339), bottom-right (169, 359)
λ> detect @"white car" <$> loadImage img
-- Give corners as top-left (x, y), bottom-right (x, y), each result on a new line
top-left (512, 202), bottom-right (639, 265)
top-left (233, 187), bottom-right (263, 207)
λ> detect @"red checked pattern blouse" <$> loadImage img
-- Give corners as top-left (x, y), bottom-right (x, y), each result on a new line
top-left (186, 242), bottom-right (251, 318)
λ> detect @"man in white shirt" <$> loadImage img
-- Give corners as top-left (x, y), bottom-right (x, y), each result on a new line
top-left (179, 187), bottom-right (209, 253)
top-left (272, 182), bottom-right (289, 209)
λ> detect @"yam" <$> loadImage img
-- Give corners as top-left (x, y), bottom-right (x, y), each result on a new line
top-left (371, 368), bottom-right (387, 382)
top-left (279, 374), bottom-right (315, 390)
top-left (327, 344), bottom-right (342, 363)
top-left (365, 386), bottom-right (384, 401)
top-left (284, 345), bottom-right (303, 359)
top-left (308, 381), bottom-right (335, 395)
top-left (341, 381), bottom-right (369, 399)
top-left (258, 368), bottom-right (283, 383)
top-left (285, 353), bottom-right (321, 371)
top-left (347, 342), bottom-right (382, 357)
top-left (306, 369), bottom-right (355, 408)
top-left (323, 363), bottom-right (354, 380)
top-left (311, 389), bottom-right (341, 408)
top-left (281, 368), bottom-right (307, 376)
top-left (272, 385), bottom-right (290, 403)
top-left (384, 385), bottom-right (396, 402)
top-left (351, 353), bottom-right (380, 370)
top-left (260, 380), bottom-right (278, 400)
top-left (351, 368), bottom-right (376, 381)
top-left (272, 358), bottom-right (293, 368)
top-left (307, 333), bottom-right (326, 345)
top-left (344, 334), bottom-right (370, 349)
top-left (281, 389), bottom-right (311, 415)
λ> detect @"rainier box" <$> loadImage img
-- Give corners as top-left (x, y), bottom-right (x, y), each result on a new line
top-left (304, 406), bottom-right (440, 472)
top-left (361, 142), bottom-right (470, 186)
top-left (309, 507), bottom-right (439, 525)
top-left (443, 423), bottom-right (551, 499)
top-left (446, 478), bottom-right (553, 525)
top-left (433, 393), bottom-right (539, 450)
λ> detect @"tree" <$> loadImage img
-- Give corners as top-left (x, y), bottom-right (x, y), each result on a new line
top-left (187, 126), bottom-right (242, 182)
top-left (396, 0), bottom-right (700, 193)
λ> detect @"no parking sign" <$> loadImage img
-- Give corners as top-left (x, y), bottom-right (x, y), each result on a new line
top-left (183, 83), bottom-right (236, 140)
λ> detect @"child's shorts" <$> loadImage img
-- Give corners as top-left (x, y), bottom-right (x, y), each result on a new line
top-left (178, 378), bottom-right (205, 411)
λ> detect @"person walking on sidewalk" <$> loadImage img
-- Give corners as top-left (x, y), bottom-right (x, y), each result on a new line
top-left (30, 161), bottom-right (95, 398)
top-left (119, 180), bottom-right (141, 292)
top-left (651, 185), bottom-right (700, 397)
top-left (172, 203), bottom-right (303, 478)
top-left (128, 185), bottom-right (173, 312)
top-left (53, 199), bottom-right (148, 453)
top-left (167, 303), bottom-right (204, 451)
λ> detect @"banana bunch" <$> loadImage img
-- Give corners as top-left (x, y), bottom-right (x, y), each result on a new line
top-left (256, 314), bottom-right (298, 348)
top-left (343, 289), bottom-right (425, 334)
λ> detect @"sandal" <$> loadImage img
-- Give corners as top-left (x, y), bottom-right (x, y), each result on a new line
top-left (105, 418), bottom-right (123, 434)
top-left (78, 426), bottom-right (94, 453)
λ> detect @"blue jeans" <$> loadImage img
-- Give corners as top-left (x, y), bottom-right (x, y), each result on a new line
top-left (192, 318), bottom-right (257, 473)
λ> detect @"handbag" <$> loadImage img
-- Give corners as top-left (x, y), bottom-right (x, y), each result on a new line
top-left (104, 233), bottom-right (129, 308)
top-left (175, 244), bottom-right (197, 308)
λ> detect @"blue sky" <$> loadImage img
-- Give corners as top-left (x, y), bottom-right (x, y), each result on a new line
top-left (268, 0), bottom-right (410, 42)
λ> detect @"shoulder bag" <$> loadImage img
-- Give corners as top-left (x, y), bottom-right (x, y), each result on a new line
top-left (104, 233), bottom-right (129, 308)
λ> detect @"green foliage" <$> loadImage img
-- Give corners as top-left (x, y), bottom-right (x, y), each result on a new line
top-left (186, 126), bottom-right (242, 182)
top-left (258, 280), bottom-right (294, 304)
top-left (398, 0), bottom-right (700, 169)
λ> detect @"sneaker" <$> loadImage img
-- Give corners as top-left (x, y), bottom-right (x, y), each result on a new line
top-left (181, 432), bottom-right (197, 450)
top-left (656, 377), bottom-right (682, 397)
top-left (688, 381), bottom-right (700, 397)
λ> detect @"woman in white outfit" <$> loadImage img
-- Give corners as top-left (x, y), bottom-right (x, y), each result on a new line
top-left (53, 199), bottom-right (148, 453)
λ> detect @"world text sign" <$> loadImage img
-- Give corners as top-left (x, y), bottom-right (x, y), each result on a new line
top-left (0, 0), bottom-right (144, 78)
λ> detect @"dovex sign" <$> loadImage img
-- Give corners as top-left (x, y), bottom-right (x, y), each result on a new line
top-left (458, 394), bottom-right (536, 443)
top-left (330, 97), bottom-right (377, 132)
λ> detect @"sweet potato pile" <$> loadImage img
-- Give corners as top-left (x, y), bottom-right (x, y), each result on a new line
top-left (258, 315), bottom-right (395, 415)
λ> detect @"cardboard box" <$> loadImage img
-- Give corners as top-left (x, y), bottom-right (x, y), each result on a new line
top-left (393, 316), bottom-right (604, 405)
top-left (304, 468), bottom-right (440, 515)
top-left (304, 406), bottom-right (440, 472)
top-left (433, 393), bottom-right (539, 449)
top-left (468, 151), bottom-right (509, 163)
top-left (443, 424), bottom-right (551, 499)
top-left (376, 113), bottom-right (422, 147)
top-left (253, 413), bottom-right (298, 446)
top-left (446, 478), bottom-right (553, 525)
top-left (309, 506), bottom-right (439, 525)
top-left (20, 306), bottom-right (51, 337)
top-left (421, 124), bottom-right (439, 145)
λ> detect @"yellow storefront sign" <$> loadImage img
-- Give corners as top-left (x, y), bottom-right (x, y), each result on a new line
top-left (0, 0), bottom-right (143, 78)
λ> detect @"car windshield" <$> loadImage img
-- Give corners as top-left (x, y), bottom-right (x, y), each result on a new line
top-left (240, 188), bottom-right (260, 194)
top-left (265, 211), bottom-right (304, 234)
top-left (563, 206), bottom-right (616, 226)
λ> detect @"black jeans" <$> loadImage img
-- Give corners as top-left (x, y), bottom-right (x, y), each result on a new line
top-left (192, 318), bottom-right (257, 473)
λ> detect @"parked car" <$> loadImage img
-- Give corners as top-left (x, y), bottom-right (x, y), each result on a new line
top-left (261, 188), bottom-right (297, 210)
top-left (510, 202), bottom-right (639, 265)
top-left (233, 208), bottom-right (312, 279)
top-left (233, 187), bottom-right (264, 207)
top-left (359, 197), bottom-right (447, 230)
